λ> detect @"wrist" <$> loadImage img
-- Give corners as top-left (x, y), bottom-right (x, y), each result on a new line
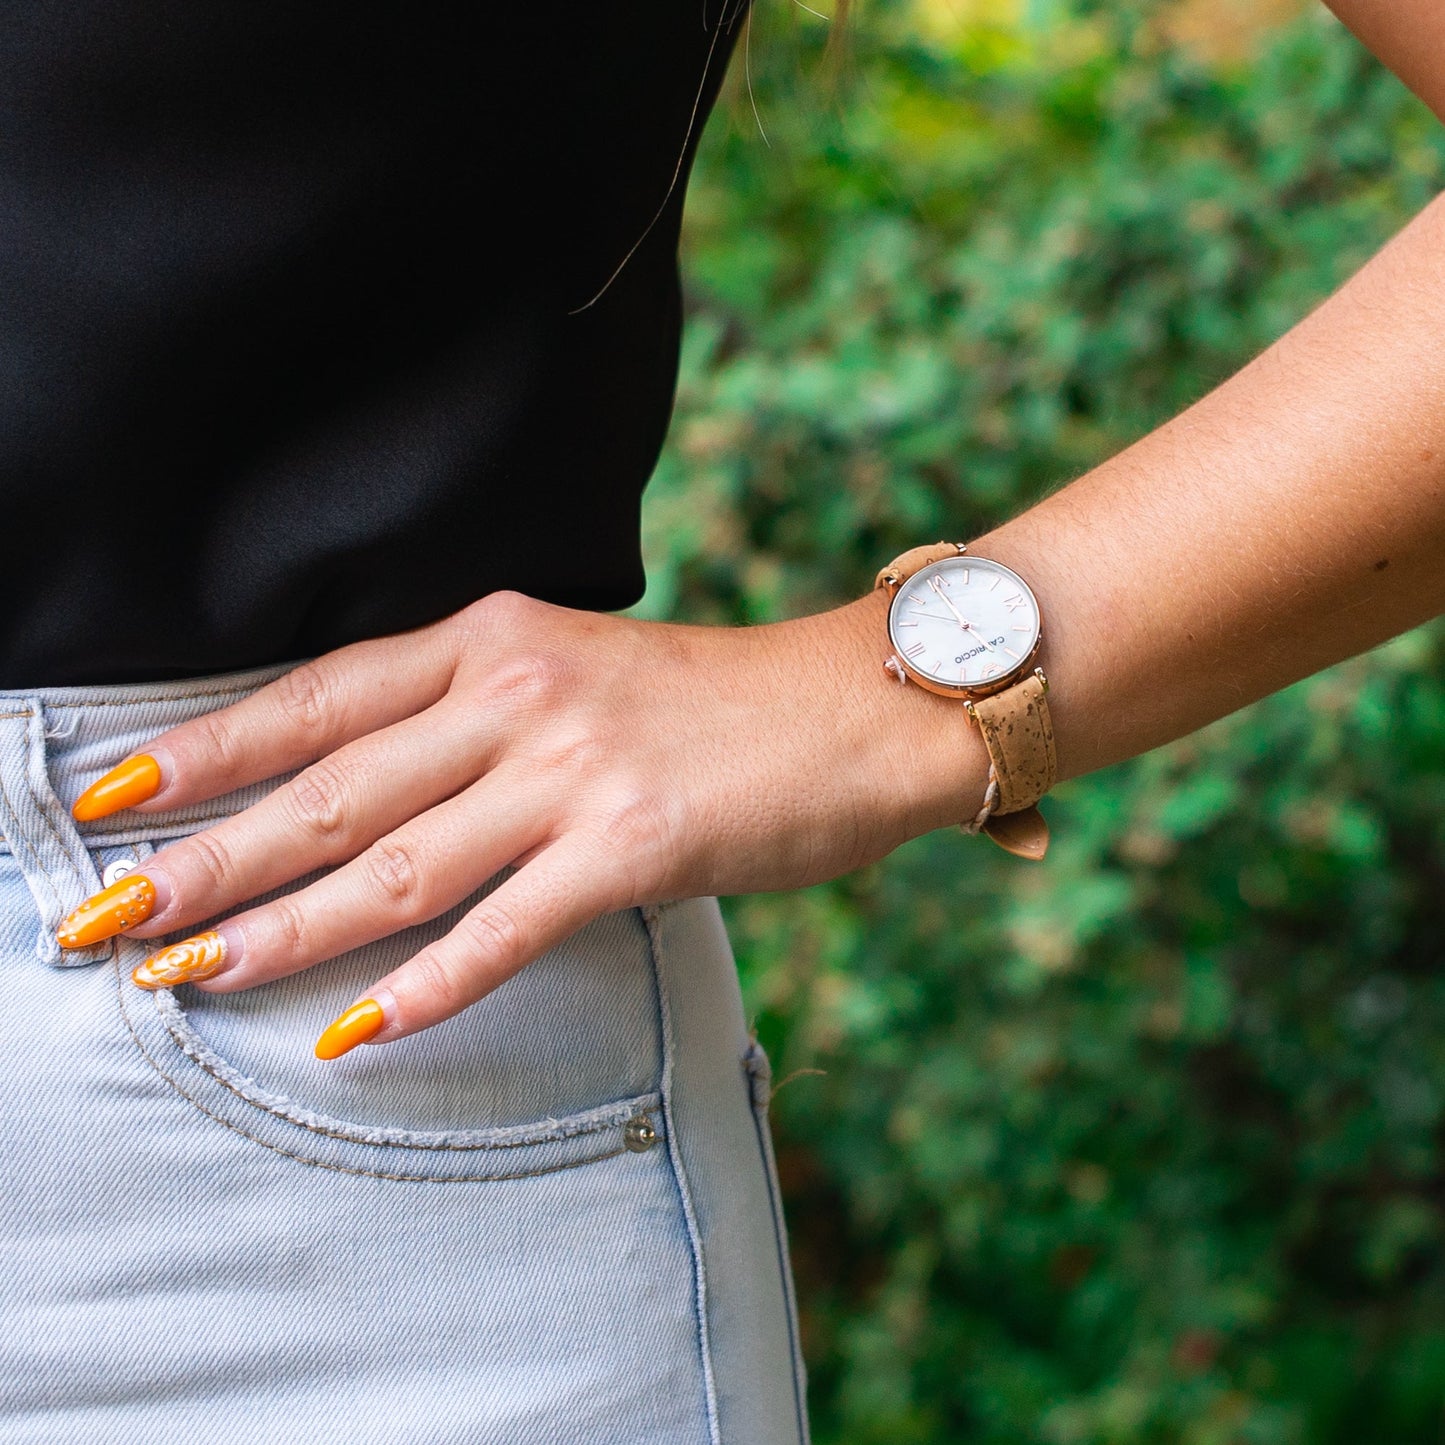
top-left (830, 588), bottom-right (995, 841)
top-left (866, 538), bottom-right (1059, 859)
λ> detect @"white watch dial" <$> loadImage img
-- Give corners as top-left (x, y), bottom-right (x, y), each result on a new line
top-left (886, 555), bottom-right (1041, 692)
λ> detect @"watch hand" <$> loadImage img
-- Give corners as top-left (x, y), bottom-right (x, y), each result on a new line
top-left (928, 576), bottom-right (972, 630)
top-left (919, 583), bottom-right (1005, 661)
top-left (960, 622), bottom-right (999, 655)
top-left (924, 578), bottom-right (1001, 654)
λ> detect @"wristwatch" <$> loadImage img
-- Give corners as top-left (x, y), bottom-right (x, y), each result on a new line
top-left (876, 541), bottom-right (1056, 860)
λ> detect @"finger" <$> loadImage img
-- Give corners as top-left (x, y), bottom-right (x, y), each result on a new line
top-left (131, 762), bottom-right (554, 992)
top-left (73, 624), bottom-right (459, 821)
top-left (315, 836), bottom-right (617, 1058)
top-left (121, 697), bottom-right (494, 940)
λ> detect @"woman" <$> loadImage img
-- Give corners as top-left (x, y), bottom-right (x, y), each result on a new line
top-left (3, 2), bottom-right (1443, 1442)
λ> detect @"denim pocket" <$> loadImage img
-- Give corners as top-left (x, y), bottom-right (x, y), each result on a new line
top-left (114, 860), bottom-right (668, 1183)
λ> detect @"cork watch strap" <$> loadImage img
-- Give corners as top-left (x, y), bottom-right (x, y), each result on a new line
top-left (967, 671), bottom-right (1055, 862)
top-left (966, 671), bottom-right (1055, 814)
top-left (874, 541), bottom-right (963, 591)
top-left (879, 541), bottom-right (1056, 861)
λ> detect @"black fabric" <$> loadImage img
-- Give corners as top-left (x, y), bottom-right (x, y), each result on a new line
top-left (0, 3), bottom-right (744, 685)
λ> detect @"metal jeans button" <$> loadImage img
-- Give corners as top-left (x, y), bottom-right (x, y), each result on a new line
top-left (622, 1115), bottom-right (657, 1152)
top-left (102, 858), bottom-right (139, 888)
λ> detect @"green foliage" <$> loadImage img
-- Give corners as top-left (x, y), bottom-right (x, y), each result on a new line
top-left (639, 3), bottom-right (1445, 1440)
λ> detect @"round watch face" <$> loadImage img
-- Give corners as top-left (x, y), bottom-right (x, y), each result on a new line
top-left (886, 554), bottom-right (1042, 695)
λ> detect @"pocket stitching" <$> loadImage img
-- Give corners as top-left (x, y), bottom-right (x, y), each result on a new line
top-left (43, 679), bottom-right (277, 709)
top-left (155, 984), bottom-right (657, 1152)
top-left (114, 954), bottom-right (658, 1183)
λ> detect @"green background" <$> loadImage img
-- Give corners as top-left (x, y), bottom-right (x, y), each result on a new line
top-left (636, 2), bottom-right (1445, 1439)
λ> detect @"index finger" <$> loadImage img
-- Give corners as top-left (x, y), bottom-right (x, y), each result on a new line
top-left (71, 623), bottom-right (460, 821)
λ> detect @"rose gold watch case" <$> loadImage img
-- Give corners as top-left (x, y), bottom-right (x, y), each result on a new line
top-left (883, 553), bottom-right (1044, 700)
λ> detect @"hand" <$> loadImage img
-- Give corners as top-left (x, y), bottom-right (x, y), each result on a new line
top-left (58, 592), bottom-right (983, 1056)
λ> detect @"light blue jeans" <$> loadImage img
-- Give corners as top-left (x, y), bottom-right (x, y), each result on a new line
top-left (0, 666), bottom-right (808, 1443)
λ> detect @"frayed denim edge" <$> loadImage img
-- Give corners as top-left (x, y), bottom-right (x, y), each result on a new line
top-left (151, 985), bottom-right (664, 1153)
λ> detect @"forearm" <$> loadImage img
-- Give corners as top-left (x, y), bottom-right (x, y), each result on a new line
top-left (1324, 0), bottom-right (1445, 124)
top-left (957, 190), bottom-right (1445, 787)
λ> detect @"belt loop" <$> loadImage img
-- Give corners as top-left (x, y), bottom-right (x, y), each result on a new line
top-left (0, 701), bottom-right (108, 967)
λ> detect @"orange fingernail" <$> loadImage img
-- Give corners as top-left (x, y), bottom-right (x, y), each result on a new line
top-left (133, 930), bottom-right (229, 989)
top-left (57, 874), bottom-right (157, 949)
top-left (314, 999), bottom-right (386, 1060)
top-left (72, 755), bottom-right (162, 822)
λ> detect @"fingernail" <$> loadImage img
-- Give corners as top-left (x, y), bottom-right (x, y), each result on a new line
top-left (132, 929), bottom-right (233, 989)
top-left (314, 998), bottom-right (387, 1061)
top-left (57, 874), bottom-right (158, 949)
top-left (72, 755), bottom-right (163, 822)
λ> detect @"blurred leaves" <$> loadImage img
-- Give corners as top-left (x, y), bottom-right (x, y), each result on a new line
top-left (641, 1), bottom-right (1445, 1439)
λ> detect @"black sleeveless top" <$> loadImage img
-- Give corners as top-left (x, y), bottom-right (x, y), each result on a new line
top-left (1, 4), bottom-right (743, 684)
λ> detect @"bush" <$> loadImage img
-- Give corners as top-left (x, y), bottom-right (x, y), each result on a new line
top-left (640, 3), bottom-right (1445, 1439)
